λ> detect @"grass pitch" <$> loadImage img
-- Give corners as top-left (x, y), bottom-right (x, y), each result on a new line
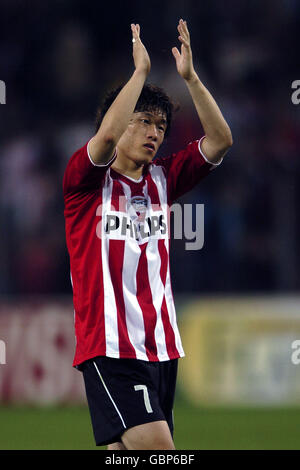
top-left (0, 400), bottom-right (299, 450)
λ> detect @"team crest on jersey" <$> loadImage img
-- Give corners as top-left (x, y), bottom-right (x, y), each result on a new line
top-left (130, 196), bottom-right (148, 222)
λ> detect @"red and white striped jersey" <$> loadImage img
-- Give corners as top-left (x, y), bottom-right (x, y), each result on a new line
top-left (63, 137), bottom-right (218, 367)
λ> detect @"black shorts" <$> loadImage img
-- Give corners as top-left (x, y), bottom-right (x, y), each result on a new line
top-left (80, 356), bottom-right (178, 447)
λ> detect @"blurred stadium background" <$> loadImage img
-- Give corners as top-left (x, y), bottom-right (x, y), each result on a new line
top-left (0, 0), bottom-right (300, 450)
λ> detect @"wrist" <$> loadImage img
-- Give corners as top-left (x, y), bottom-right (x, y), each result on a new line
top-left (184, 70), bottom-right (199, 84)
top-left (134, 67), bottom-right (149, 78)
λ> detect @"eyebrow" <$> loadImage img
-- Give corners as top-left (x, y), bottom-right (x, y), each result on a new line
top-left (142, 111), bottom-right (167, 125)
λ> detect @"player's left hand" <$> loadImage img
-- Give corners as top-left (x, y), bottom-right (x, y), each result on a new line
top-left (172, 19), bottom-right (196, 81)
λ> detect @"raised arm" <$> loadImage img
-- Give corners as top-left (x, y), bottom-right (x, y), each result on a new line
top-left (89, 24), bottom-right (151, 165)
top-left (172, 19), bottom-right (233, 164)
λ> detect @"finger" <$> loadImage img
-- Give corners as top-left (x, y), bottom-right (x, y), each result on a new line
top-left (131, 24), bottom-right (140, 44)
top-left (178, 20), bottom-right (189, 41)
top-left (178, 35), bottom-right (189, 48)
top-left (179, 18), bottom-right (186, 32)
top-left (178, 19), bottom-right (189, 34)
top-left (183, 20), bottom-right (190, 38)
top-left (131, 24), bottom-right (137, 38)
top-left (178, 27), bottom-right (188, 44)
top-left (136, 23), bottom-right (140, 36)
top-left (172, 47), bottom-right (181, 60)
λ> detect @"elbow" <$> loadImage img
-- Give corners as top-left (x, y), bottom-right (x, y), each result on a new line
top-left (209, 131), bottom-right (233, 162)
top-left (96, 124), bottom-right (118, 146)
top-left (218, 130), bottom-right (233, 153)
top-left (208, 124), bottom-right (233, 153)
top-left (222, 127), bottom-right (233, 149)
top-left (227, 130), bottom-right (233, 148)
top-left (102, 133), bottom-right (116, 146)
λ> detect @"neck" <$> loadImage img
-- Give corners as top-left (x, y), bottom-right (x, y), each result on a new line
top-left (111, 154), bottom-right (145, 181)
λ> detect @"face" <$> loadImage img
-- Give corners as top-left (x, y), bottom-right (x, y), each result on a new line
top-left (117, 110), bottom-right (167, 165)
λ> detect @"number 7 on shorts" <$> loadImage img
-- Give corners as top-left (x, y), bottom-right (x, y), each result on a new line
top-left (134, 384), bottom-right (153, 413)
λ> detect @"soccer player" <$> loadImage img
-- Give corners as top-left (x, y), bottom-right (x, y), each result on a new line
top-left (63, 20), bottom-right (232, 450)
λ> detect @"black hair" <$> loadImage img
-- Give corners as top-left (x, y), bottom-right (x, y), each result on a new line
top-left (95, 83), bottom-right (177, 137)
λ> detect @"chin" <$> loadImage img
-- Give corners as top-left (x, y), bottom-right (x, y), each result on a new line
top-left (132, 154), bottom-right (154, 166)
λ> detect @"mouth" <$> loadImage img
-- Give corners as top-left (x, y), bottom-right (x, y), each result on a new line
top-left (143, 143), bottom-right (155, 152)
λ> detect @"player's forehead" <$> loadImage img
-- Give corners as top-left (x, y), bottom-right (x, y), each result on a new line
top-left (134, 110), bottom-right (167, 124)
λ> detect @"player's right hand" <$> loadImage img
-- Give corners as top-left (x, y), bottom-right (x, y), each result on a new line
top-left (131, 24), bottom-right (151, 76)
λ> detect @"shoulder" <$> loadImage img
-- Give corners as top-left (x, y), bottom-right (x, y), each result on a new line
top-left (64, 141), bottom-right (90, 172)
top-left (151, 140), bottom-right (201, 172)
top-left (63, 140), bottom-right (112, 196)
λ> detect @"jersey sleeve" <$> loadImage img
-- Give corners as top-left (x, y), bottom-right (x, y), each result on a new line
top-left (63, 140), bottom-right (117, 196)
top-left (154, 136), bottom-right (222, 204)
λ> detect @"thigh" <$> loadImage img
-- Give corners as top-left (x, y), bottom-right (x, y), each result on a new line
top-left (107, 442), bottom-right (127, 450)
top-left (121, 420), bottom-right (175, 450)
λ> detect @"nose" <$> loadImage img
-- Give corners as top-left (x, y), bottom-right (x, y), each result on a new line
top-left (147, 124), bottom-right (158, 140)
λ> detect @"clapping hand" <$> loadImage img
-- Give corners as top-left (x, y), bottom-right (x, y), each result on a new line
top-left (131, 23), bottom-right (151, 76)
top-left (172, 19), bottom-right (196, 81)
